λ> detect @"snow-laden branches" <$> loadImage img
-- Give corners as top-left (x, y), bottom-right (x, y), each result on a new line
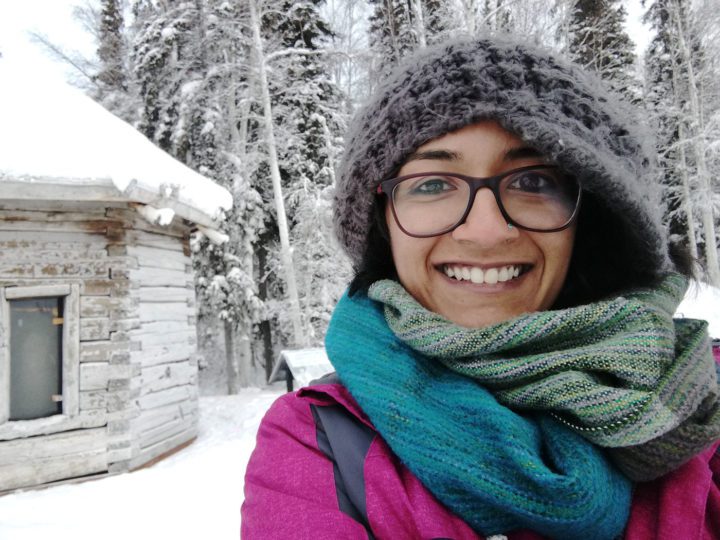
top-left (68, 0), bottom-right (719, 389)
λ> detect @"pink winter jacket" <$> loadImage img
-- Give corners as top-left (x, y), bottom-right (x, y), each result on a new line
top-left (242, 379), bottom-right (720, 539)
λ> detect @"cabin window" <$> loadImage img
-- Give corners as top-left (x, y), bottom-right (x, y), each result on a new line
top-left (1, 284), bottom-right (80, 427)
top-left (9, 297), bottom-right (64, 420)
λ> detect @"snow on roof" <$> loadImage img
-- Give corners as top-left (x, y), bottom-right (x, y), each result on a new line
top-left (0, 57), bottom-right (232, 230)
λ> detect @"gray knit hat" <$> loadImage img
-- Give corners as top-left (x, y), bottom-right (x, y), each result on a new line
top-left (334, 35), bottom-right (671, 275)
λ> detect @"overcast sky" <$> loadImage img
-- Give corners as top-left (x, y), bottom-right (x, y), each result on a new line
top-left (0, 0), bottom-right (653, 87)
top-left (0, 0), bottom-right (94, 84)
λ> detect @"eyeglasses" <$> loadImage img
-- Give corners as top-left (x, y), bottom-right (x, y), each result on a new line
top-left (376, 165), bottom-right (581, 237)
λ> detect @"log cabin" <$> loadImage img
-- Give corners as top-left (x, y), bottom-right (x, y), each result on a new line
top-left (0, 59), bottom-right (232, 492)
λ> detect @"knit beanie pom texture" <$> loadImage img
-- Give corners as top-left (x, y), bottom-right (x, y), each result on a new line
top-left (334, 35), bottom-right (670, 274)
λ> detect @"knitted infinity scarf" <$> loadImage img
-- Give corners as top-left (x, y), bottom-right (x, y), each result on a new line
top-left (368, 274), bottom-right (720, 482)
top-left (326, 289), bottom-right (632, 540)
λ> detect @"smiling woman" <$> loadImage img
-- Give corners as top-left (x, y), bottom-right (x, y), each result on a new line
top-left (383, 122), bottom-right (576, 328)
top-left (242, 35), bottom-right (720, 540)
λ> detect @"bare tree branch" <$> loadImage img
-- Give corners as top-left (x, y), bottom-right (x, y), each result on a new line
top-left (28, 31), bottom-right (98, 88)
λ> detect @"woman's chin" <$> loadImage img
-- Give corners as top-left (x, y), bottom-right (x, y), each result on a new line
top-left (429, 271), bottom-right (540, 328)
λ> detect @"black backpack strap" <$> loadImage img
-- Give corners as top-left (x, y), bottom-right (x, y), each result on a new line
top-left (310, 403), bottom-right (377, 539)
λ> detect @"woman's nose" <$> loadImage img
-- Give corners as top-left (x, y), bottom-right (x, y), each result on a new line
top-left (450, 188), bottom-right (518, 246)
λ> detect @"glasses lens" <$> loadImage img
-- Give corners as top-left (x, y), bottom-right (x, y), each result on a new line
top-left (392, 175), bottom-right (469, 235)
top-left (499, 168), bottom-right (579, 230)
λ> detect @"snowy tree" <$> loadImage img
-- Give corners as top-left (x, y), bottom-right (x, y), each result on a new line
top-left (128, 1), bottom-right (273, 390)
top-left (440, 0), bottom-right (569, 49)
top-left (96, 0), bottom-right (126, 90)
top-left (366, 0), bottom-right (448, 79)
top-left (257, 0), bottom-right (351, 346)
top-left (70, 0), bottom-right (720, 391)
top-left (643, 0), bottom-right (720, 285)
top-left (121, 0), bottom-right (352, 388)
top-left (568, 0), bottom-right (637, 98)
top-left (644, 0), bottom-right (693, 255)
top-left (367, 0), bottom-right (415, 68)
top-left (94, 0), bottom-right (135, 119)
top-left (131, 1), bottom-right (195, 152)
top-left (322, 0), bottom-right (373, 111)
top-left (193, 168), bottom-right (266, 391)
top-left (244, 0), bottom-right (306, 351)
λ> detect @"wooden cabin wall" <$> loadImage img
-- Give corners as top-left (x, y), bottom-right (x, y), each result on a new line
top-left (0, 200), bottom-right (133, 491)
top-left (110, 208), bottom-right (199, 470)
top-left (0, 201), bottom-right (199, 491)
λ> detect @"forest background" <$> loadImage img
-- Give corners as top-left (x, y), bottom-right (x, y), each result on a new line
top-left (17, 0), bottom-right (720, 393)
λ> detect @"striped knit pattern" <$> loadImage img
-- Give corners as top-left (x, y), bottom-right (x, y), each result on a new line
top-left (368, 274), bottom-right (720, 481)
top-left (326, 290), bottom-right (631, 540)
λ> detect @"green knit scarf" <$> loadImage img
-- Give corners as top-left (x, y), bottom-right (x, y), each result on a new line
top-left (368, 273), bottom-right (720, 481)
top-left (327, 286), bottom-right (632, 538)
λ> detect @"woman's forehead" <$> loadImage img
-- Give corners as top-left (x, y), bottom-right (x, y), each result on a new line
top-left (400, 122), bottom-right (547, 171)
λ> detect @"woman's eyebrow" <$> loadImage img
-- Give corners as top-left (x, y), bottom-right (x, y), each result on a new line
top-left (504, 146), bottom-right (543, 161)
top-left (404, 149), bottom-right (461, 162)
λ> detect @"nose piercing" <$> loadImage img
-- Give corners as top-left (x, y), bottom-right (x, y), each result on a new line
top-left (507, 223), bottom-right (514, 230)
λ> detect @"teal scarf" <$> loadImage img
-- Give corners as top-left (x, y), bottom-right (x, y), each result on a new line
top-left (326, 289), bottom-right (632, 539)
top-left (368, 274), bottom-right (720, 482)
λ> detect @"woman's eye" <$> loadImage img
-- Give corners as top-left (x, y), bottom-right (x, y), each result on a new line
top-left (508, 171), bottom-right (559, 194)
top-left (410, 177), bottom-right (455, 195)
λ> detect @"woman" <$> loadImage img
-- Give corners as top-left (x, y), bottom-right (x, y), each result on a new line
top-left (242, 35), bottom-right (720, 539)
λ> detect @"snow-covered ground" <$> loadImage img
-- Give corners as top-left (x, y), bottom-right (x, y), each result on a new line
top-left (0, 387), bottom-right (283, 540)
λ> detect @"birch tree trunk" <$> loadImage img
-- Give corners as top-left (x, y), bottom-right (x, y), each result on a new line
top-left (411, 0), bottom-right (427, 48)
top-left (461, 0), bottom-right (478, 34)
top-left (668, 52), bottom-right (700, 260)
top-left (676, 118), bottom-right (700, 260)
top-left (671, 0), bottom-right (720, 285)
top-left (248, 0), bottom-right (306, 346)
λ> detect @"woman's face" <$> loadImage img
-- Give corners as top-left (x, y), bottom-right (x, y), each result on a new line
top-left (386, 121), bottom-right (576, 328)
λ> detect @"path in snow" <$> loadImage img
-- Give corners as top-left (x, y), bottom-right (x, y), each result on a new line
top-left (0, 387), bottom-right (283, 540)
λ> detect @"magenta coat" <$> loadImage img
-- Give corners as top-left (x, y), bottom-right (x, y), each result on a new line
top-left (242, 378), bottom-right (720, 539)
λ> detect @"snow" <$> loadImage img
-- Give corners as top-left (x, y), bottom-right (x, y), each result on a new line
top-left (0, 388), bottom-right (283, 540)
top-left (0, 55), bottom-right (232, 227)
top-left (197, 224), bottom-right (231, 245)
top-left (134, 204), bottom-right (176, 226)
top-left (677, 280), bottom-right (720, 338)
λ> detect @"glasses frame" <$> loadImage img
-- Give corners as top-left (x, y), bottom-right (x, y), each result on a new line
top-left (376, 164), bottom-right (582, 237)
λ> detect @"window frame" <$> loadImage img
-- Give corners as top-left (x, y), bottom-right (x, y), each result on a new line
top-left (0, 284), bottom-right (80, 432)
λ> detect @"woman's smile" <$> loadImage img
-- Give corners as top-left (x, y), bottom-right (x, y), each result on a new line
top-left (440, 263), bottom-right (525, 285)
top-left (386, 121), bottom-right (576, 328)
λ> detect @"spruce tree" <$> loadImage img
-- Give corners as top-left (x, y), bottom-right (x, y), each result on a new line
top-left (131, 1), bottom-right (195, 150)
top-left (367, 0), bottom-right (448, 75)
top-left (97, 0), bottom-right (126, 92)
top-left (569, 0), bottom-right (637, 97)
top-left (94, 0), bottom-right (135, 121)
top-left (368, 0), bottom-right (415, 67)
top-left (644, 0), bottom-right (688, 249)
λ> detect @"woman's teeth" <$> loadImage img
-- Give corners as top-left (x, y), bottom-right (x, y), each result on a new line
top-left (443, 264), bottom-right (522, 284)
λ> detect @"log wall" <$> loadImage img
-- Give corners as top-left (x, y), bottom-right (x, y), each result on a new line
top-left (0, 201), bottom-right (199, 492)
top-left (116, 208), bottom-right (199, 470)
